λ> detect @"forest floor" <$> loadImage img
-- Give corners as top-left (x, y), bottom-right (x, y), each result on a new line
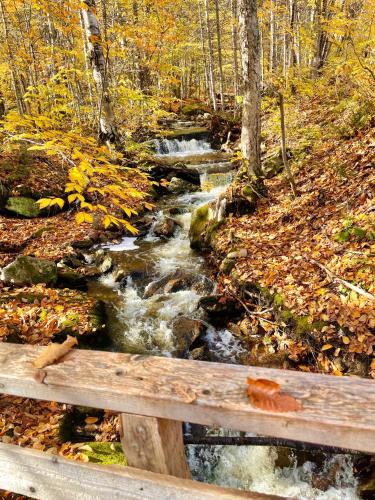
top-left (212, 94), bottom-right (374, 379)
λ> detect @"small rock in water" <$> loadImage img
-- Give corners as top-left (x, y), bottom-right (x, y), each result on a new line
top-left (153, 216), bottom-right (177, 238)
top-left (167, 177), bottom-right (197, 195)
top-left (172, 316), bottom-right (206, 357)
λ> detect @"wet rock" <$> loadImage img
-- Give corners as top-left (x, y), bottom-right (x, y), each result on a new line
top-left (189, 203), bottom-right (213, 250)
top-left (144, 271), bottom-right (214, 298)
top-left (61, 253), bottom-right (85, 269)
top-left (167, 177), bottom-right (197, 195)
top-left (57, 264), bottom-right (87, 290)
top-left (143, 272), bottom-right (179, 298)
top-left (153, 216), bottom-right (177, 237)
top-left (5, 196), bottom-right (41, 218)
top-left (72, 238), bottom-right (94, 249)
top-left (148, 162), bottom-right (200, 186)
top-left (112, 267), bottom-right (127, 283)
top-left (2, 255), bottom-right (57, 286)
top-left (189, 345), bottom-right (207, 360)
top-left (99, 256), bottom-right (113, 274)
top-left (172, 316), bottom-right (206, 356)
top-left (198, 295), bottom-right (240, 324)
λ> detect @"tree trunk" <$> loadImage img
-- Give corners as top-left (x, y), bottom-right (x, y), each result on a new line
top-left (198, 0), bottom-right (211, 102)
top-left (214, 0), bottom-right (225, 110)
top-left (230, 0), bottom-right (240, 107)
top-left (0, 0), bottom-right (25, 115)
top-left (204, 0), bottom-right (217, 111)
top-left (238, 0), bottom-right (262, 178)
top-left (81, 0), bottom-right (118, 145)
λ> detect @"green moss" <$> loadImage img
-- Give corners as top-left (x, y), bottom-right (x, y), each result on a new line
top-left (189, 203), bottom-right (211, 250)
top-left (206, 220), bottom-right (224, 245)
top-left (5, 196), bottom-right (41, 218)
top-left (273, 293), bottom-right (284, 307)
top-left (181, 104), bottom-right (208, 116)
top-left (83, 442), bottom-right (127, 466)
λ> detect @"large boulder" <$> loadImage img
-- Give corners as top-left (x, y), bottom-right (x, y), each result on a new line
top-left (2, 255), bottom-right (57, 286)
top-left (5, 197), bottom-right (41, 218)
top-left (172, 316), bottom-right (206, 357)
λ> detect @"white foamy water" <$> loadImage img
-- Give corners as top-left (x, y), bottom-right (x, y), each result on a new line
top-left (209, 447), bottom-right (358, 500)
top-left (101, 237), bottom-right (139, 252)
top-left (155, 137), bottom-right (212, 156)
top-left (115, 280), bottom-right (201, 354)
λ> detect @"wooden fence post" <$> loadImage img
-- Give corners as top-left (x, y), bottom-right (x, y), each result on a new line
top-left (120, 414), bottom-right (191, 479)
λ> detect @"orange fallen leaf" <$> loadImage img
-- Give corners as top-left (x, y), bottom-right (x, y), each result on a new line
top-left (85, 416), bottom-right (99, 424)
top-left (33, 336), bottom-right (78, 369)
top-left (247, 378), bottom-right (303, 412)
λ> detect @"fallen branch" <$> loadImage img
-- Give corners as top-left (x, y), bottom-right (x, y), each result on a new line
top-left (309, 258), bottom-right (375, 302)
top-left (183, 435), bottom-right (367, 455)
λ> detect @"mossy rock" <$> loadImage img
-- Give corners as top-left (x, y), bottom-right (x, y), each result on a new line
top-left (82, 442), bottom-right (127, 466)
top-left (189, 203), bottom-right (212, 250)
top-left (262, 152), bottom-right (284, 179)
top-left (5, 196), bottom-right (41, 218)
top-left (2, 255), bottom-right (57, 286)
top-left (181, 104), bottom-right (208, 116)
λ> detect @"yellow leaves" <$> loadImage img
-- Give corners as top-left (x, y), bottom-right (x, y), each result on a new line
top-left (75, 212), bottom-right (93, 225)
top-left (321, 344), bottom-right (334, 351)
top-left (37, 198), bottom-right (65, 209)
top-left (342, 336), bottom-right (350, 345)
top-left (68, 193), bottom-right (84, 204)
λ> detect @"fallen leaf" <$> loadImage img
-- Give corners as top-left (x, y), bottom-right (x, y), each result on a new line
top-left (85, 416), bottom-right (98, 424)
top-left (247, 378), bottom-right (303, 412)
top-left (33, 336), bottom-right (78, 369)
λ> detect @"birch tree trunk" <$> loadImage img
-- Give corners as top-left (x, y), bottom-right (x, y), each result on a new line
top-left (238, 0), bottom-right (262, 178)
top-left (198, 0), bottom-right (211, 102)
top-left (81, 0), bottom-right (117, 145)
top-left (230, 0), bottom-right (240, 104)
top-left (204, 0), bottom-right (217, 111)
top-left (214, 0), bottom-right (225, 110)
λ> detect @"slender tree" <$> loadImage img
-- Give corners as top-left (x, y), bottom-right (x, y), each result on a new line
top-left (81, 0), bottom-right (118, 145)
top-left (238, 0), bottom-right (262, 178)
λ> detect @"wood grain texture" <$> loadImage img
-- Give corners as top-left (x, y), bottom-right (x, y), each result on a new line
top-left (0, 344), bottom-right (374, 452)
top-left (120, 414), bottom-right (191, 478)
top-left (0, 443), bottom-right (282, 499)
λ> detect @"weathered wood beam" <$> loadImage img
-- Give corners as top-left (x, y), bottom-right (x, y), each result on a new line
top-left (120, 414), bottom-right (191, 478)
top-left (0, 443), bottom-right (281, 499)
top-left (0, 344), bottom-right (374, 453)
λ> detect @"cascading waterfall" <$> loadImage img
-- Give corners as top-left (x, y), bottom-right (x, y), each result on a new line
top-left (92, 130), bottom-right (360, 500)
top-left (154, 137), bottom-right (213, 156)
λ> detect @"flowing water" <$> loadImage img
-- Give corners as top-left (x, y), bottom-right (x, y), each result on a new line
top-left (90, 133), bottom-right (360, 499)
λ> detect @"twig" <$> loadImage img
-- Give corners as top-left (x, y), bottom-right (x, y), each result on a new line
top-left (309, 258), bottom-right (375, 302)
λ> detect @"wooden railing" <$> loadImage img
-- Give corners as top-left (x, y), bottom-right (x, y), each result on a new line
top-left (0, 342), bottom-right (374, 499)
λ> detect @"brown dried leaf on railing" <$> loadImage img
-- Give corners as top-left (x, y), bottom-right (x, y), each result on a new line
top-left (33, 336), bottom-right (78, 369)
top-left (247, 378), bottom-right (303, 412)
